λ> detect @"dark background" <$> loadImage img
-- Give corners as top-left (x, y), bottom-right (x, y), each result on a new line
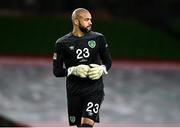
top-left (0, 0), bottom-right (180, 59)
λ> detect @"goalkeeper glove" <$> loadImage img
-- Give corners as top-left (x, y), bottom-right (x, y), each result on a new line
top-left (67, 64), bottom-right (90, 78)
top-left (88, 64), bottom-right (108, 80)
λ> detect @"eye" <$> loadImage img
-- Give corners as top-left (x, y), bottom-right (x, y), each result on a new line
top-left (84, 18), bottom-right (91, 22)
top-left (84, 18), bottom-right (89, 21)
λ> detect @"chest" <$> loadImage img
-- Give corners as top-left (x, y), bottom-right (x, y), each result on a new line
top-left (64, 39), bottom-right (100, 62)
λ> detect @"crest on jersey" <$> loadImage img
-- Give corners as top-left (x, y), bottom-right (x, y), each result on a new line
top-left (69, 116), bottom-right (76, 123)
top-left (88, 40), bottom-right (96, 48)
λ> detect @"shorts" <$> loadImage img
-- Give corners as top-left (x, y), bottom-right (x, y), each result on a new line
top-left (67, 91), bottom-right (104, 126)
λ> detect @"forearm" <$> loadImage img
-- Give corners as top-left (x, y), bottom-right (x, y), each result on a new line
top-left (99, 36), bottom-right (112, 71)
top-left (102, 56), bottom-right (112, 71)
top-left (53, 54), bottom-right (68, 77)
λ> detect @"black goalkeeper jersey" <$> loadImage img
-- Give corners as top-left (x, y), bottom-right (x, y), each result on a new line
top-left (53, 31), bottom-right (112, 96)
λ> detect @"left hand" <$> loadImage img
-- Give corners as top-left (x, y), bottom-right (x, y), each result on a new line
top-left (88, 64), bottom-right (107, 80)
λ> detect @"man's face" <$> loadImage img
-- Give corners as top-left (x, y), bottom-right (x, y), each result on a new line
top-left (78, 12), bottom-right (92, 33)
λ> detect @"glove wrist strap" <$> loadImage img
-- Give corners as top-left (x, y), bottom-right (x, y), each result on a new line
top-left (101, 65), bottom-right (108, 74)
top-left (67, 67), bottom-right (75, 76)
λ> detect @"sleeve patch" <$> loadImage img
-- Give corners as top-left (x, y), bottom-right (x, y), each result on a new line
top-left (53, 53), bottom-right (57, 60)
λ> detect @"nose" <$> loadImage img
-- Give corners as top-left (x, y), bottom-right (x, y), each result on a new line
top-left (89, 20), bottom-right (92, 25)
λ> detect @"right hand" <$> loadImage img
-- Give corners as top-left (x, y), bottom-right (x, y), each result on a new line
top-left (67, 64), bottom-right (90, 78)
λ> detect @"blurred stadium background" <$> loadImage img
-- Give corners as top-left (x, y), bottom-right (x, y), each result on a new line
top-left (0, 0), bottom-right (180, 127)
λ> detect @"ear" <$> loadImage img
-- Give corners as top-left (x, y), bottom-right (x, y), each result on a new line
top-left (74, 19), bottom-right (79, 25)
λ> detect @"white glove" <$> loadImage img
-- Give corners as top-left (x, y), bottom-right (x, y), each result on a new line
top-left (67, 64), bottom-right (90, 78)
top-left (88, 64), bottom-right (108, 80)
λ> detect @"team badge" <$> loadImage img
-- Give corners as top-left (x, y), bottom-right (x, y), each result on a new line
top-left (88, 40), bottom-right (96, 48)
top-left (69, 116), bottom-right (76, 123)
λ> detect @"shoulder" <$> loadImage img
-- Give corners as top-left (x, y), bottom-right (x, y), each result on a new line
top-left (88, 31), bottom-right (105, 38)
top-left (55, 33), bottom-right (72, 44)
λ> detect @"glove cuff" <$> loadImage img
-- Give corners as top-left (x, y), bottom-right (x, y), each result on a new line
top-left (101, 65), bottom-right (108, 74)
top-left (67, 66), bottom-right (75, 76)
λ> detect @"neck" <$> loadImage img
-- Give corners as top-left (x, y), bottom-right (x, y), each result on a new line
top-left (72, 27), bottom-right (85, 37)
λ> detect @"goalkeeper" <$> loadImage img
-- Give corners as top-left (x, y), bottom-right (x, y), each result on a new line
top-left (53, 8), bottom-right (112, 127)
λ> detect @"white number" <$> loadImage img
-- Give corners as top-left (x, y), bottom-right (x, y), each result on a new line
top-left (86, 102), bottom-right (99, 114)
top-left (76, 49), bottom-right (83, 59)
top-left (93, 103), bottom-right (99, 114)
top-left (83, 48), bottom-right (90, 58)
top-left (86, 102), bottom-right (93, 112)
top-left (76, 48), bottom-right (90, 59)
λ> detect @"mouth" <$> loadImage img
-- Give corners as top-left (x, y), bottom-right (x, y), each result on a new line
top-left (87, 26), bottom-right (92, 30)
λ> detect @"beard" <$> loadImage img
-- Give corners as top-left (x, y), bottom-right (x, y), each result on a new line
top-left (79, 23), bottom-right (92, 33)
